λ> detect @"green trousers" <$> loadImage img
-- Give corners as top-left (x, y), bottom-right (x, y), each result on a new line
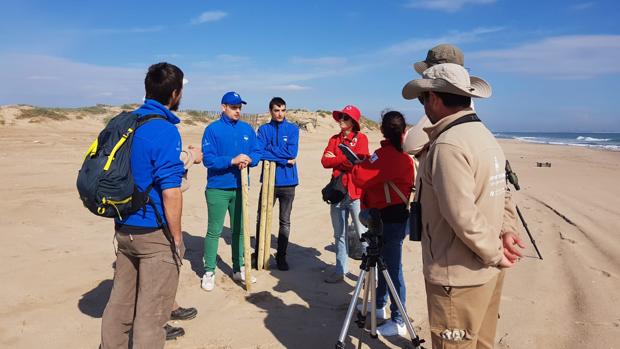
top-left (203, 189), bottom-right (245, 273)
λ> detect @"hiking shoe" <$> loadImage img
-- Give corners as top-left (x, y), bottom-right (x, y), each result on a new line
top-left (376, 320), bottom-right (406, 337)
top-left (170, 306), bottom-right (197, 321)
top-left (232, 266), bottom-right (257, 284)
top-left (164, 324), bottom-right (185, 340)
top-left (324, 272), bottom-right (345, 283)
top-left (275, 253), bottom-right (289, 271)
top-left (356, 303), bottom-right (387, 320)
top-left (201, 272), bottom-right (215, 291)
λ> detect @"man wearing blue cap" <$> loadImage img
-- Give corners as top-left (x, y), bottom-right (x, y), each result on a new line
top-left (201, 91), bottom-right (262, 291)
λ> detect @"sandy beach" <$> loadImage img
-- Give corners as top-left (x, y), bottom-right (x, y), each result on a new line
top-left (1, 107), bottom-right (619, 349)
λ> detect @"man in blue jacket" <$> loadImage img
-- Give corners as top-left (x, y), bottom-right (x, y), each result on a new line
top-left (201, 91), bottom-right (262, 291)
top-left (101, 63), bottom-right (186, 349)
top-left (254, 97), bottom-right (299, 270)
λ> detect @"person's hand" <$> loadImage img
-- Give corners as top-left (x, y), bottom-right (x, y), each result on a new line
top-left (287, 159), bottom-right (296, 165)
top-left (502, 232), bottom-right (525, 263)
top-left (188, 145), bottom-right (203, 164)
top-left (497, 253), bottom-right (515, 268)
top-left (231, 154), bottom-right (251, 167)
top-left (324, 151), bottom-right (336, 158)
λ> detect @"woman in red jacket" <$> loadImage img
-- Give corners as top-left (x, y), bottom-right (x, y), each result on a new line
top-left (352, 110), bottom-right (414, 337)
top-left (321, 105), bottom-right (370, 283)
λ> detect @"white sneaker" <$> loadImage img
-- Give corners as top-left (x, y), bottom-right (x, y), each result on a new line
top-left (376, 320), bottom-right (407, 337)
top-left (232, 266), bottom-right (257, 284)
top-left (356, 303), bottom-right (387, 320)
top-left (201, 271), bottom-right (215, 291)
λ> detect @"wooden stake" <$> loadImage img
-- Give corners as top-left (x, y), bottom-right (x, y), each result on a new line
top-left (240, 167), bottom-right (252, 292)
top-left (263, 161), bottom-right (276, 270)
top-left (257, 161), bottom-right (270, 270)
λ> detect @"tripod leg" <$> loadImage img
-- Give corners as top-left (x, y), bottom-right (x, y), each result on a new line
top-left (370, 267), bottom-right (378, 338)
top-left (380, 268), bottom-right (424, 349)
top-left (516, 205), bottom-right (543, 259)
top-left (336, 269), bottom-right (367, 349)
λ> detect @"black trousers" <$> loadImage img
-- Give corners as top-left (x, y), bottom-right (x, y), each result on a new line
top-left (255, 185), bottom-right (296, 256)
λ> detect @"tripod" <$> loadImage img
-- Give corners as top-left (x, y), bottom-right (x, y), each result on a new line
top-left (506, 161), bottom-right (543, 260)
top-left (335, 209), bottom-right (425, 349)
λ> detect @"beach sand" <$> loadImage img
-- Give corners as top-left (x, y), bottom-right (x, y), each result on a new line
top-left (0, 111), bottom-right (619, 348)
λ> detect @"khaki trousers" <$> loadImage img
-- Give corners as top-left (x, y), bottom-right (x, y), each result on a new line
top-left (101, 230), bottom-right (182, 349)
top-left (426, 270), bottom-right (506, 349)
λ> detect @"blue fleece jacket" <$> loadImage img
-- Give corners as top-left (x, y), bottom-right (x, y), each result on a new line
top-left (258, 119), bottom-right (299, 186)
top-left (202, 114), bottom-right (262, 189)
top-left (116, 99), bottom-right (184, 228)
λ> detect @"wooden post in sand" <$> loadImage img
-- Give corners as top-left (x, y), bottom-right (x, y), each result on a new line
top-left (257, 161), bottom-right (270, 270)
top-left (240, 167), bottom-right (252, 292)
top-left (262, 161), bottom-right (277, 270)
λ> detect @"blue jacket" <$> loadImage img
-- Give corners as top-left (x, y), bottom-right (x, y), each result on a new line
top-left (116, 99), bottom-right (185, 228)
top-left (202, 114), bottom-right (262, 189)
top-left (258, 119), bottom-right (299, 186)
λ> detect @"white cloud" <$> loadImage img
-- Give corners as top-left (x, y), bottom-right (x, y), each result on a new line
top-left (215, 54), bottom-right (251, 63)
top-left (470, 35), bottom-right (620, 79)
top-left (405, 0), bottom-right (496, 12)
top-left (382, 27), bottom-right (504, 56)
top-left (0, 54), bottom-right (144, 106)
top-left (290, 56), bottom-right (348, 66)
top-left (265, 84), bottom-right (310, 91)
top-left (191, 11), bottom-right (227, 24)
top-left (571, 2), bottom-right (595, 10)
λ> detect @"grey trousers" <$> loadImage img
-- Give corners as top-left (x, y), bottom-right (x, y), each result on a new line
top-left (100, 229), bottom-right (182, 349)
top-left (255, 185), bottom-right (296, 256)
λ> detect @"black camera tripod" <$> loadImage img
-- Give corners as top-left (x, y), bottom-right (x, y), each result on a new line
top-left (335, 209), bottom-right (425, 349)
top-left (505, 161), bottom-right (543, 259)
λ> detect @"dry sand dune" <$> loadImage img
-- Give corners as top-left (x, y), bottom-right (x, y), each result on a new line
top-left (0, 106), bottom-right (618, 348)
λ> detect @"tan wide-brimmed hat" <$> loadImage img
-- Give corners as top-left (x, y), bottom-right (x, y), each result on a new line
top-left (414, 44), bottom-right (464, 74)
top-left (402, 63), bottom-right (492, 100)
top-left (403, 115), bottom-right (431, 156)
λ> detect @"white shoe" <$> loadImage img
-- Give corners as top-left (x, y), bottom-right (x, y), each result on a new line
top-left (376, 320), bottom-right (407, 337)
top-left (356, 303), bottom-right (387, 320)
top-left (232, 266), bottom-right (257, 284)
top-left (201, 271), bottom-right (215, 291)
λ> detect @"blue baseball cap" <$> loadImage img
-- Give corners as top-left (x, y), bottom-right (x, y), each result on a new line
top-left (221, 91), bottom-right (247, 105)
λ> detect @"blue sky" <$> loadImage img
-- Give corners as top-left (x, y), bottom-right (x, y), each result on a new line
top-left (1, 0), bottom-right (619, 132)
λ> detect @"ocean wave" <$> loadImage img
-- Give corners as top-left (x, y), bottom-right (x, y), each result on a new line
top-left (576, 136), bottom-right (612, 142)
top-left (514, 137), bottom-right (620, 151)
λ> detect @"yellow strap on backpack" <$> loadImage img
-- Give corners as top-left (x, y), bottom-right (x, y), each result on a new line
top-left (83, 139), bottom-right (99, 161)
top-left (103, 128), bottom-right (134, 171)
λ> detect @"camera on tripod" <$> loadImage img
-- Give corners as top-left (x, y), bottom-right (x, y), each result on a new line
top-left (358, 208), bottom-right (383, 259)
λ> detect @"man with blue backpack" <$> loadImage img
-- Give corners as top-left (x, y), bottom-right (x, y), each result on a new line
top-left (254, 97), bottom-right (299, 270)
top-left (99, 63), bottom-right (186, 349)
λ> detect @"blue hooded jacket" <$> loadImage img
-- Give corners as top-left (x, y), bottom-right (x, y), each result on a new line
top-left (116, 99), bottom-right (185, 228)
top-left (257, 119), bottom-right (299, 186)
top-left (202, 114), bottom-right (262, 189)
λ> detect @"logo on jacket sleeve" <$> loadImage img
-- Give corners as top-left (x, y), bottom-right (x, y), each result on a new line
top-left (283, 136), bottom-right (288, 142)
top-left (243, 135), bottom-right (249, 141)
top-left (369, 152), bottom-right (379, 163)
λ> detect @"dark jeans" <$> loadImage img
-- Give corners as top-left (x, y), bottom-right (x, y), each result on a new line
top-left (376, 222), bottom-right (407, 324)
top-left (255, 185), bottom-right (296, 256)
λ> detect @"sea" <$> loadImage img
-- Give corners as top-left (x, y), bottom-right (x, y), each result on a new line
top-left (494, 132), bottom-right (620, 151)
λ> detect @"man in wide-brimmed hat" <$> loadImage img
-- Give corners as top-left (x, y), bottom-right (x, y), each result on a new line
top-left (402, 63), bottom-right (519, 349)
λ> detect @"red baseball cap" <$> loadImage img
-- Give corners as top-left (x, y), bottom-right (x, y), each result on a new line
top-left (332, 105), bottom-right (361, 129)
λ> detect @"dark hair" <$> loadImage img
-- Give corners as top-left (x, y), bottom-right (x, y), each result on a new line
top-left (381, 111), bottom-right (406, 152)
top-left (433, 91), bottom-right (471, 108)
top-left (269, 97), bottom-right (286, 110)
top-left (144, 62), bottom-right (184, 106)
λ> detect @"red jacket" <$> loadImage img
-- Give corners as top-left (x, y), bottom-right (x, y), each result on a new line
top-left (352, 141), bottom-right (414, 210)
top-left (321, 131), bottom-right (370, 200)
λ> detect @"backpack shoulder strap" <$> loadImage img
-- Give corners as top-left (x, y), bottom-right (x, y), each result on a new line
top-left (384, 181), bottom-right (409, 204)
top-left (135, 114), bottom-right (167, 127)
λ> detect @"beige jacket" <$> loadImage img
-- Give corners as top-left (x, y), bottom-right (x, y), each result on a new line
top-left (420, 108), bottom-right (517, 287)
